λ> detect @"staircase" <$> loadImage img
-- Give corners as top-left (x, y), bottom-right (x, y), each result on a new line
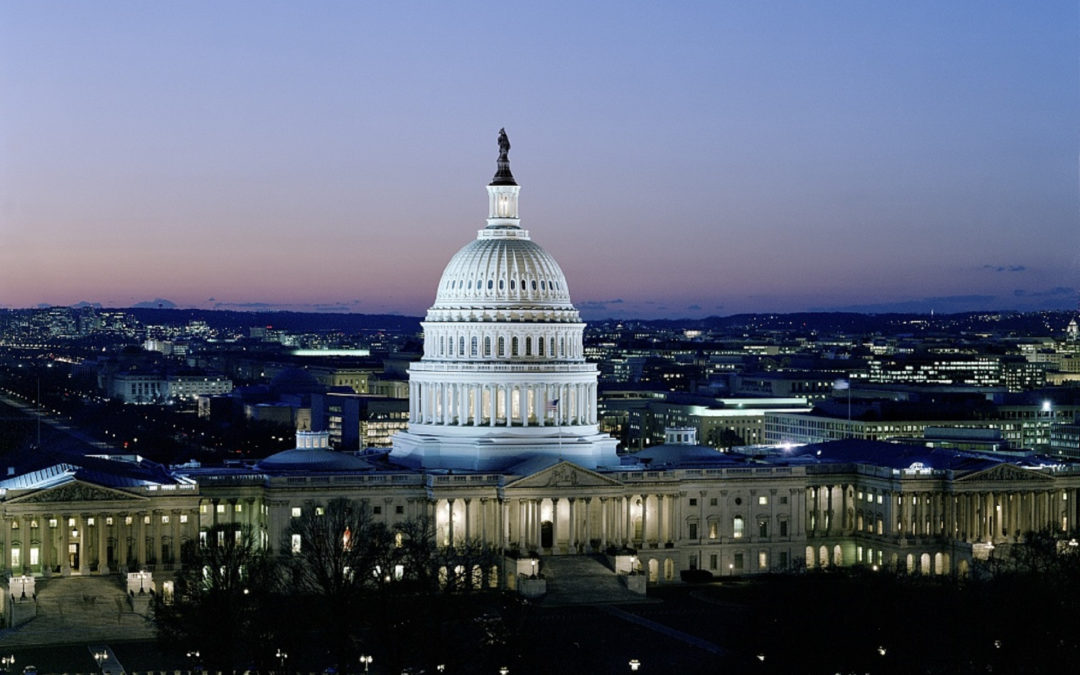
top-left (0, 575), bottom-right (156, 647)
top-left (539, 555), bottom-right (648, 606)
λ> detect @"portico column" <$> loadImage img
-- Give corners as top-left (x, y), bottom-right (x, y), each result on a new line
top-left (77, 514), bottom-right (89, 574)
top-left (600, 497), bottom-right (609, 550)
top-left (583, 497), bottom-right (592, 552)
top-left (98, 515), bottom-right (109, 574)
top-left (517, 499), bottom-right (526, 550)
top-left (641, 495), bottom-right (649, 546)
top-left (480, 498), bottom-right (488, 546)
top-left (657, 494), bottom-right (666, 545)
top-left (533, 499), bottom-right (543, 551)
top-left (464, 498), bottom-right (472, 542)
top-left (21, 516), bottom-right (32, 574)
top-left (447, 499), bottom-right (455, 547)
top-left (551, 498), bottom-right (560, 553)
top-left (567, 498), bottom-right (576, 552)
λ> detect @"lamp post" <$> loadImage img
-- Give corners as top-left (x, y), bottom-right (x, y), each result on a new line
top-left (275, 649), bottom-right (288, 673)
top-left (358, 655), bottom-right (373, 673)
top-left (1, 654), bottom-right (14, 674)
top-left (628, 658), bottom-right (641, 671)
top-left (93, 650), bottom-right (108, 672)
top-left (186, 650), bottom-right (201, 672)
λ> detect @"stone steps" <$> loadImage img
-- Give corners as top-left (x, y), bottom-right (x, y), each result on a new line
top-left (0, 575), bottom-right (156, 647)
top-left (540, 555), bottom-right (649, 606)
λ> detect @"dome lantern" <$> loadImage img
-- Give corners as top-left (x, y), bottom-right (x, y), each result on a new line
top-left (487, 128), bottom-right (521, 229)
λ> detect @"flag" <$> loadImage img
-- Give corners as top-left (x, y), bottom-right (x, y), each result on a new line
top-left (546, 398), bottom-right (559, 413)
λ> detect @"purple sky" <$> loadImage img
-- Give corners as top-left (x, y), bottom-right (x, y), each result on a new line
top-left (1, 2), bottom-right (1077, 319)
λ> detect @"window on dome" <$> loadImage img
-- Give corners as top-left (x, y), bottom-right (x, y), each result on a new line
top-left (510, 280), bottom-right (515, 290)
top-left (498, 337), bottom-right (505, 356)
top-left (532, 280), bottom-right (537, 290)
top-left (471, 337), bottom-right (478, 357)
top-left (488, 280), bottom-right (493, 290)
top-left (538, 337), bottom-right (545, 356)
top-left (484, 337), bottom-right (491, 356)
top-left (521, 278), bottom-right (526, 290)
top-left (540, 280), bottom-right (545, 290)
top-left (467, 280), bottom-right (472, 289)
top-left (525, 337), bottom-right (532, 356)
top-left (459, 337), bottom-right (465, 355)
top-left (512, 337), bottom-right (519, 356)
top-left (499, 280), bottom-right (504, 290)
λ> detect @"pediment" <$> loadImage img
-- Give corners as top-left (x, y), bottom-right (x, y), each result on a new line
top-left (9, 479), bottom-right (148, 504)
top-left (956, 463), bottom-right (1052, 483)
top-left (507, 461), bottom-right (622, 490)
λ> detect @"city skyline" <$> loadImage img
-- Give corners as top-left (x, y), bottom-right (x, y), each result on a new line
top-left (1, 2), bottom-right (1078, 319)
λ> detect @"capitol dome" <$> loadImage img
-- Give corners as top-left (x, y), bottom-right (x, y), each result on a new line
top-left (389, 130), bottom-right (619, 471)
top-left (431, 235), bottom-right (576, 318)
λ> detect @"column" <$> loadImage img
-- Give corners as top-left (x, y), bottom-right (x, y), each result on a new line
top-left (480, 498), bottom-right (488, 546)
top-left (600, 497), bottom-right (609, 549)
top-left (533, 499), bottom-right (542, 551)
top-left (447, 499), bottom-right (455, 547)
top-left (551, 498), bottom-right (560, 553)
top-left (657, 494), bottom-right (666, 545)
top-left (21, 516), bottom-right (32, 574)
top-left (625, 496), bottom-right (633, 547)
top-left (641, 494), bottom-right (649, 546)
top-left (39, 515), bottom-right (52, 576)
top-left (583, 497), bottom-right (592, 552)
top-left (464, 499), bottom-right (472, 542)
top-left (567, 498), bottom-right (576, 552)
top-left (98, 515), bottom-right (109, 574)
top-left (136, 513), bottom-right (147, 568)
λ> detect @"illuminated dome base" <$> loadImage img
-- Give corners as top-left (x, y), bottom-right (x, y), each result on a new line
top-left (390, 428), bottom-right (619, 471)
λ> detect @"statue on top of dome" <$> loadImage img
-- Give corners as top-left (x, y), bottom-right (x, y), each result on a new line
top-left (497, 128), bottom-right (510, 162)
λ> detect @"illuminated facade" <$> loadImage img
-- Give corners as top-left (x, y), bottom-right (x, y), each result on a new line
top-left (6, 135), bottom-right (1080, 633)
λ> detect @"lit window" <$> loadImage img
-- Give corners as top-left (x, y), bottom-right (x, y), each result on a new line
top-left (758, 496), bottom-right (768, 506)
top-left (144, 515), bottom-right (151, 525)
top-left (235, 503), bottom-right (242, 513)
top-left (216, 504), bottom-right (225, 514)
top-left (200, 504), bottom-right (207, 514)
top-left (315, 506), bottom-right (325, 516)
top-left (758, 551), bottom-right (767, 568)
top-left (733, 516), bottom-right (744, 538)
top-left (162, 515), bottom-right (170, 524)
top-left (180, 515), bottom-right (188, 524)
top-left (87, 517), bottom-right (95, 526)
top-left (125, 516), bottom-right (133, 525)
top-left (291, 534), bottom-right (302, 553)
top-left (291, 507), bottom-right (301, 518)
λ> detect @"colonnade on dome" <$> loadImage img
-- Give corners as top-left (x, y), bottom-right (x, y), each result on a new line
top-left (408, 380), bottom-right (597, 427)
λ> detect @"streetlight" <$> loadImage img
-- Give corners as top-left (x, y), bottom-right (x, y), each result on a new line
top-left (499, 667), bottom-right (510, 675)
top-left (628, 658), bottom-right (641, 671)
top-left (275, 649), bottom-right (288, 672)
top-left (93, 650), bottom-right (108, 672)
top-left (359, 655), bottom-right (373, 673)
top-left (186, 650), bottom-right (201, 672)
top-left (0, 654), bottom-right (14, 674)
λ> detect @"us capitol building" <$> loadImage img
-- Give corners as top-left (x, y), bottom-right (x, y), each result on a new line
top-left (4, 133), bottom-right (1080, 617)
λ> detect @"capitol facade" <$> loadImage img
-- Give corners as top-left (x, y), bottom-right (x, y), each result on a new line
top-left (4, 133), bottom-right (1080, 626)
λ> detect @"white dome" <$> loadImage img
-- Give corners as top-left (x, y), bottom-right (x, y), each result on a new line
top-left (430, 229), bottom-right (575, 317)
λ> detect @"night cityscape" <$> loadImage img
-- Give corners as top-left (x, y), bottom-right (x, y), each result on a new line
top-left (1, 2), bottom-right (1079, 674)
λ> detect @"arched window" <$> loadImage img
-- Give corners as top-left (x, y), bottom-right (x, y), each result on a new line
top-left (487, 279), bottom-right (493, 290)
top-left (512, 337), bottom-right (519, 356)
top-left (733, 516), bottom-right (745, 538)
top-left (440, 336), bottom-right (445, 356)
top-left (531, 280), bottom-right (537, 290)
top-left (471, 337), bottom-right (478, 357)
top-left (498, 337), bottom-right (505, 356)
top-left (510, 279), bottom-right (515, 290)
top-left (538, 337), bottom-right (545, 356)
top-left (521, 278), bottom-right (526, 290)
top-left (459, 337), bottom-right (465, 356)
top-left (484, 337), bottom-right (491, 356)
top-left (525, 337), bottom-right (532, 356)
top-left (499, 279), bottom-right (504, 290)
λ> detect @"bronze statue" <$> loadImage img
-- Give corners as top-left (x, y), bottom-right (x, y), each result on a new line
top-left (498, 128), bottom-right (510, 162)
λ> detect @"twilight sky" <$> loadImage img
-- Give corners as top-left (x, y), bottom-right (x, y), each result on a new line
top-left (1, 1), bottom-right (1077, 319)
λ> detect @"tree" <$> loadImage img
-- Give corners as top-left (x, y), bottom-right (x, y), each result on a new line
top-left (286, 498), bottom-right (396, 672)
top-left (154, 524), bottom-right (283, 674)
